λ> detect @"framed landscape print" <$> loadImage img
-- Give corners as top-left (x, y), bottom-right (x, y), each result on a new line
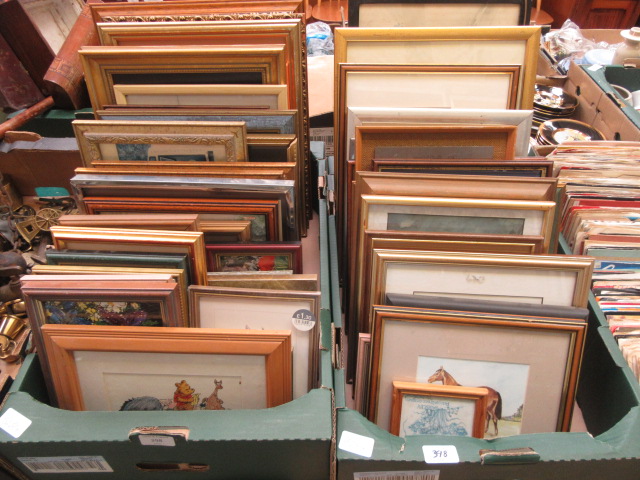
top-left (73, 120), bottom-right (249, 165)
top-left (40, 324), bottom-right (292, 410)
top-left (188, 286), bottom-right (320, 398)
top-left (113, 84), bottom-right (290, 110)
top-left (390, 381), bottom-right (488, 438)
top-left (205, 242), bottom-right (302, 273)
top-left (368, 306), bottom-right (586, 436)
top-left (350, 0), bottom-right (530, 27)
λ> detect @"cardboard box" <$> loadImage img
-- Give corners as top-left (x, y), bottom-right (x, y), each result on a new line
top-left (333, 236), bottom-right (640, 479)
top-left (0, 199), bottom-right (336, 480)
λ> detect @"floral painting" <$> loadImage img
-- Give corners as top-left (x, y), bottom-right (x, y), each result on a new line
top-left (43, 300), bottom-right (163, 327)
top-left (217, 254), bottom-right (291, 272)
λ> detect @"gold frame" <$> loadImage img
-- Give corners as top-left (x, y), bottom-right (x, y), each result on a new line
top-left (80, 44), bottom-right (288, 111)
top-left (50, 226), bottom-right (208, 286)
top-left (72, 119), bottom-right (249, 165)
top-left (40, 324), bottom-right (292, 411)
top-left (113, 84), bottom-right (290, 110)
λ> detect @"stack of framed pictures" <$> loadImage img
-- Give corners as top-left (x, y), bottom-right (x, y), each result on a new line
top-left (79, 3), bottom-right (310, 237)
top-left (550, 141), bottom-right (640, 380)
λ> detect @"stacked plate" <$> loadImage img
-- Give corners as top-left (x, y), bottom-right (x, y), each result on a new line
top-left (535, 119), bottom-right (605, 146)
top-left (533, 84), bottom-right (579, 133)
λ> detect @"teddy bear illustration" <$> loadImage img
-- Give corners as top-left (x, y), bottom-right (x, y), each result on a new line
top-left (173, 380), bottom-right (200, 410)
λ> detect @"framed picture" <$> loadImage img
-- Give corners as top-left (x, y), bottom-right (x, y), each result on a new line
top-left (390, 381), bottom-right (489, 438)
top-left (30, 264), bottom-right (191, 328)
top-left (50, 226), bottom-right (208, 285)
top-left (96, 108), bottom-right (298, 135)
top-left (78, 197), bottom-right (281, 243)
top-left (113, 84), bottom-right (290, 110)
top-left (346, 107), bottom-right (533, 159)
top-left (354, 333), bottom-right (371, 416)
top-left (73, 120), bottom-right (249, 165)
top-left (354, 125), bottom-right (518, 174)
top-left (365, 249), bottom-right (594, 336)
top-left (205, 242), bottom-right (302, 273)
top-left (93, 18), bottom-right (311, 223)
top-left (40, 324), bottom-right (292, 410)
top-left (79, 44), bottom-right (288, 111)
top-left (371, 159), bottom-right (553, 178)
top-left (69, 173), bottom-right (297, 241)
top-left (349, 0), bottom-right (531, 27)
top-left (58, 213), bottom-right (199, 231)
top-left (44, 250), bottom-right (191, 275)
top-left (333, 26), bottom-right (541, 234)
top-left (188, 286), bottom-right (320, 398)
top-left (368, 306), bottom-right (586, 436)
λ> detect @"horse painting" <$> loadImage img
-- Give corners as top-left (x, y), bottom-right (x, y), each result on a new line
top-left (427, 366), bottom-right (502, 436)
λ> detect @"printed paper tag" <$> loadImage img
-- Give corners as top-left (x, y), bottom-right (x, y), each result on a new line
top-left (292, 309), bottom-right (316, 331)
top-left (588, 64), bottom-right (603, 71)
top-left (18, 456), bottom-right (113, 474)
top-left (139, 435), bottom-right (176, 447)
top-left (0, 408), bottom-right (31, 438)
top-left (354, 470), bottom-right (440, 480)
top-left (338, 430), bottom-right (374, 458)
top-left (422, 445), bottom-right (459, 464)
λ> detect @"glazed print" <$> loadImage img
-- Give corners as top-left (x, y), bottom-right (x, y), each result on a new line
top-left (417, 356), bottom-right (529, 438)
top-left (43, 300), bottom-right (163, 327)
top-left (398, 392), bottom-right (477, 437)
top-left (217, 254), bottom-right (292, 272)
top-left (119, 378), bottom-right (228, 411)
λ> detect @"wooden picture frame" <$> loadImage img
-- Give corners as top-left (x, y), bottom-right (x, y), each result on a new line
top-left (206, 273), bottom-right (318, 291)
top-left (354, 125), bottom-right (518, 173)
top-left (349, 0), bottom-right (531, 27)
top-left (40, 324), bottom-right (292, 410)
top-left (206, 242), bottom-right (302, 273)
top-left (73, 120), bottom-right (249, 165)
top-left (189, 286), bottom-right (320, 398)
top-left (346, 106), bottom-right (533, 159)
top-left (80, 44), bottom-right (288, 111)
top-left (75, 164), bottom-right (296, 181)
top-left (368, 306), bottom-right (586, 436)
top-left (390, 381), bottom-right (489, 438)
top-left (354, 332), bottom-right (371, 416)
top-left (113, 84), bottom-right (290, 110)
top-left (50, 226), bottom-right (208, 285)
top-left (58, 213), bottom-right (199, 231)
top-left (44, 250), bottom-right (191, 275)
top-left (30, 265), bottom-right (192, 328)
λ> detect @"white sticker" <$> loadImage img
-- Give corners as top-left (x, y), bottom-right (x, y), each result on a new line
top-left (18, 456), bottom-right (113, 473)
top-left (0, 408), bottom-right (32, 438)
top-left (422, 445), bottom-right (459, 464)
top-left (588, 64), bottom-right (603, 71)
top-left (338, 430), bottom-right (374, 458)
top-left (139, 435), bottom-right (176, 447)
top-left (354, 470), bottom-right (440, 480)
top-left (291, 309), bottom-right (316, 331)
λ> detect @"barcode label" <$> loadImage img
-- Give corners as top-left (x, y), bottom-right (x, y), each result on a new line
top-left (310, 127), bottom-right (334, 156)
top-left (18, 456), bottom-right (113, 474)
top-left (354, 470), bottom-right (439, 480)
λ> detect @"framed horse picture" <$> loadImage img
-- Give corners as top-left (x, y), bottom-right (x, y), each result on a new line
top-left (368, 305), bottom-right (586, 437)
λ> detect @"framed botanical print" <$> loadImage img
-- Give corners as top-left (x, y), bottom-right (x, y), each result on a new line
top-left (49, 226), bottom-right (208, 285)
top-left (349, 0), bottom-right (531, 27)
top-left (73, 119), bottom-right (249, 165)
top-left (205, 242), bottom-right (302, 273)
top-left (390, 381), bottom-right (489, 438)
top-left (188, 286), bottom-right (320, 398)
top-left (40, 324), bottom-right (292, 410)
top-left (368, 306), bottom-right (586, 436)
